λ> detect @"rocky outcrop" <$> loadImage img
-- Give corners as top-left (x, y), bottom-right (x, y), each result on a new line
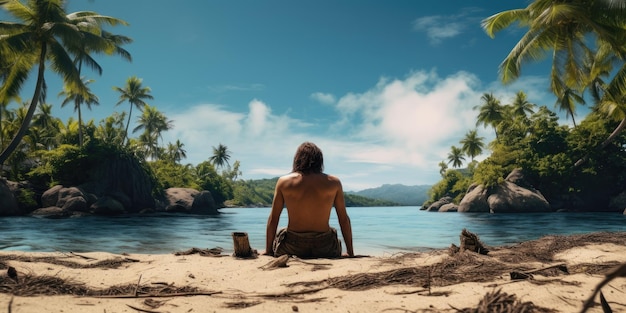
top-left (160, 188), bottom-right (218, 215)
top-left (458, 169), bottom-right (551, 213)
top-left (439, 203), bottom-right (458, 212)
top-left (425, 196), bottom-right (452, 212)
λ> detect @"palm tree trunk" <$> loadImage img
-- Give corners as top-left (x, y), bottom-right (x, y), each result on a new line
top-left (77, 97), bottom-right (83, 147)
top-left (574, 116), bottom-right (626, 167)
top-left (0, 46), bottom-right (46, 166)
top-left (124, 104), bottom-right (133, 146)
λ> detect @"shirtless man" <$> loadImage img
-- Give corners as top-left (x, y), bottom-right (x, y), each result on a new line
top-left (265, 142), bottom-right (354, 258)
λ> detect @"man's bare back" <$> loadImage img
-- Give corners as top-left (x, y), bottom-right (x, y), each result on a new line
top-left (265, 142), bottom-right (354, 257)
top-left (278, 172), bottom-right (339, 232)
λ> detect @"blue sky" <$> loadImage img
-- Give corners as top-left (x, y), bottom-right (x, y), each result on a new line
top-left (3, 0), bottom-right (573, 191)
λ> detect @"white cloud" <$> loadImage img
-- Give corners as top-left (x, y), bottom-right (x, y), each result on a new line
top-left (310, 92), bottom-right (336, 104)
top-left (412, 9), bottom-right (483, 45)
top-left (160, 70), bottom-right (555, 191)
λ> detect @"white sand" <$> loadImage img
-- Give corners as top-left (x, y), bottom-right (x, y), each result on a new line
top-left (1, 238), bottom-right (625, 313)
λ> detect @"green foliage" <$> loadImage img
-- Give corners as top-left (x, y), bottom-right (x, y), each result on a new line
top-left (196, 161), bottom-right (233, 206)
top-left (230, 178), bottom-right (277, 206)
top-left (344, 193), bottom-right (399, 207)
top-left (429, 170), bottom-right (472, 203)
top-left (148, 160), bottom-right (199, 191)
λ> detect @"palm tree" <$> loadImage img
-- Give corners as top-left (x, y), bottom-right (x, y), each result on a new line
top-left (95, 111), bottom-right (126, 146)
top-left (58, 78), bottom-right (99, 146)
top-left (482, 0), bottom-right (626, 164)
top-left (438, 160), bottom-right (448, 177)
top-left (474, 92), bottom-right (504, 139)
top-left (210, 143), bottom-right (231, 170)
top-left (113, 76), bottom-right (153, 145)
top-left (510, 91), bottom-right (535, 119)
top-left (31, 102), bottom-right (59, 149)
top-left (166, 139), bottom-right (186, 163)
top-left (447, 146), bottom-right (465, 168)
top-left (133, 105), bottom-right (172, 159)
top-left (0, 0), bottom-right (130, 165)
top-left (460, 129), bottom-right (485, 161)
top-left (482, 0), bottom-right (625, 89)
top-left (555, 88), bottom-right (585, 127)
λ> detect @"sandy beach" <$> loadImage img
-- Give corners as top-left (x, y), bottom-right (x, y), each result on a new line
top-left (1, 231), bottom-right (625, 313)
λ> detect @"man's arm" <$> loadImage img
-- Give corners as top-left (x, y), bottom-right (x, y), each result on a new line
top-left (333, 179), bottom-right (354, 257)
top-left (265, 179), bottom-right (285, 255)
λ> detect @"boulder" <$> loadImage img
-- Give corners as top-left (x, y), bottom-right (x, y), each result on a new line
top-left (41, 185), bottom-right (63, 208)
top-left (191, 190), bottom-right (218, 214)
top-left (0, 177), bottom-right (19, 216)
top-left (426, 196), bottom-right (452, 212)
top-left (61, 196), bottom-right (88, 212)
top-left (458, 184), bottom-right (490, 213)
top-left (163, 188), bottom-right (218, 214)
top-left (91, 196), bottom-right (126, 215)
top-left (458, 169), bottom-right (551, 213)
top-left (488, 181), bottom-right (550, 213)
top-left (439, 203), bottom-right (458, 212)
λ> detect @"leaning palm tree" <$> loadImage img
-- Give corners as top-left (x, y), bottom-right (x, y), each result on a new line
top-left (210, 143), bottom-right (231, 170)
top-left (447, 145), bottom-right (465, 168)
top-left (460, 129), bottom-right (485, 161)
top-left (113, 76), bottom-right (153, 145)
top-left (482, 0), bottom-right (626, 165)
top-left (58, 78), bottom-right (99, 146)
top-left (0, 0), bottom-right (130, 165)
top-left (474, 92), bottom-right (504, 139)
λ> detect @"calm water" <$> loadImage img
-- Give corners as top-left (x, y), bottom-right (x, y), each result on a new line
top-left (1, 207), bottom-right (624, 256)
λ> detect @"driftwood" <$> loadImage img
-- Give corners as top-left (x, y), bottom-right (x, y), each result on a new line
top-left (173, 247), bottom-right (224, 257)
top-left (509, 263), bottom-right (568, 280)
top-left (260, 255), bottom-right (290, 270)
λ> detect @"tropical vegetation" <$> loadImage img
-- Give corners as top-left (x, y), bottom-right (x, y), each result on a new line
top-left (428, 0), bottom-right (626, 212)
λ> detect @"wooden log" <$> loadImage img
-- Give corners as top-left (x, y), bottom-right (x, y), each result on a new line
top-left (232, 232), bottom-right (253, 258)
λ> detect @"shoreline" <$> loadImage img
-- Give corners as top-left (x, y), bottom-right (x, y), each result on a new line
top-left (1, 231), bottom-right (625, 313)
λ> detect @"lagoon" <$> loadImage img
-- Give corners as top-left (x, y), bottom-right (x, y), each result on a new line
top-left (1, 207), bottom-right (625, 256)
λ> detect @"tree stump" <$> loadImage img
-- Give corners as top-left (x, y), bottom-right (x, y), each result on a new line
top-left (232, 232), bottom-right (254, 258)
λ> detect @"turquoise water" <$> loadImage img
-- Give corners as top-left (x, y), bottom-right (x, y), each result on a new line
top-left (1, 207), bottom-right (624, 256)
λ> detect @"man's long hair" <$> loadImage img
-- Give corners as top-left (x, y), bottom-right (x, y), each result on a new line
top-left (292, 142), bottom-right (324, 174)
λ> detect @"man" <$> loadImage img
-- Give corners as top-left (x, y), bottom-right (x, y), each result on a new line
top-left (265, 142), bottom-right (354, 258)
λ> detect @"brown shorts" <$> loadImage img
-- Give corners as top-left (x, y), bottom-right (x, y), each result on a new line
top-left (272, 228), bottom-right (342, 258)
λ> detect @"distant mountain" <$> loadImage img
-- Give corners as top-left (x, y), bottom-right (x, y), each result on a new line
top-left (348, 184), bottom-right (431, 206)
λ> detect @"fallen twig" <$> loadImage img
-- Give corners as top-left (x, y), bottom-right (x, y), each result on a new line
top-left (126, 304), bottom-right (162, 313)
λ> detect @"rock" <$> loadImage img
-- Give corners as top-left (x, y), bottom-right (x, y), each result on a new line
top-left (57, 187), bottom-right (85, 208)
top-left (458, 184), bottom-right (490, 213)
top-left (62, 196), bottom-right (88, 212)
top-left (0, 177), bottom-right (19, 216)
top-left (426, 196), bottom-right (452, 212)
top-left (488, 181), bottom-right (551, 213)
top-left (41, 185), bottom-right (63, 208)
top-left (163, 188), bottom-right (218, 214)
top-left (191, 190), bottom-right (218, 214)
top-left (91, 196), bottom-right (126, 215)
top-left (458, 169), bottom-right (551, 213)
top-left (30, 206), bottom-right (70, 219)
top-left (439, 203), bottom-right (458, 212)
